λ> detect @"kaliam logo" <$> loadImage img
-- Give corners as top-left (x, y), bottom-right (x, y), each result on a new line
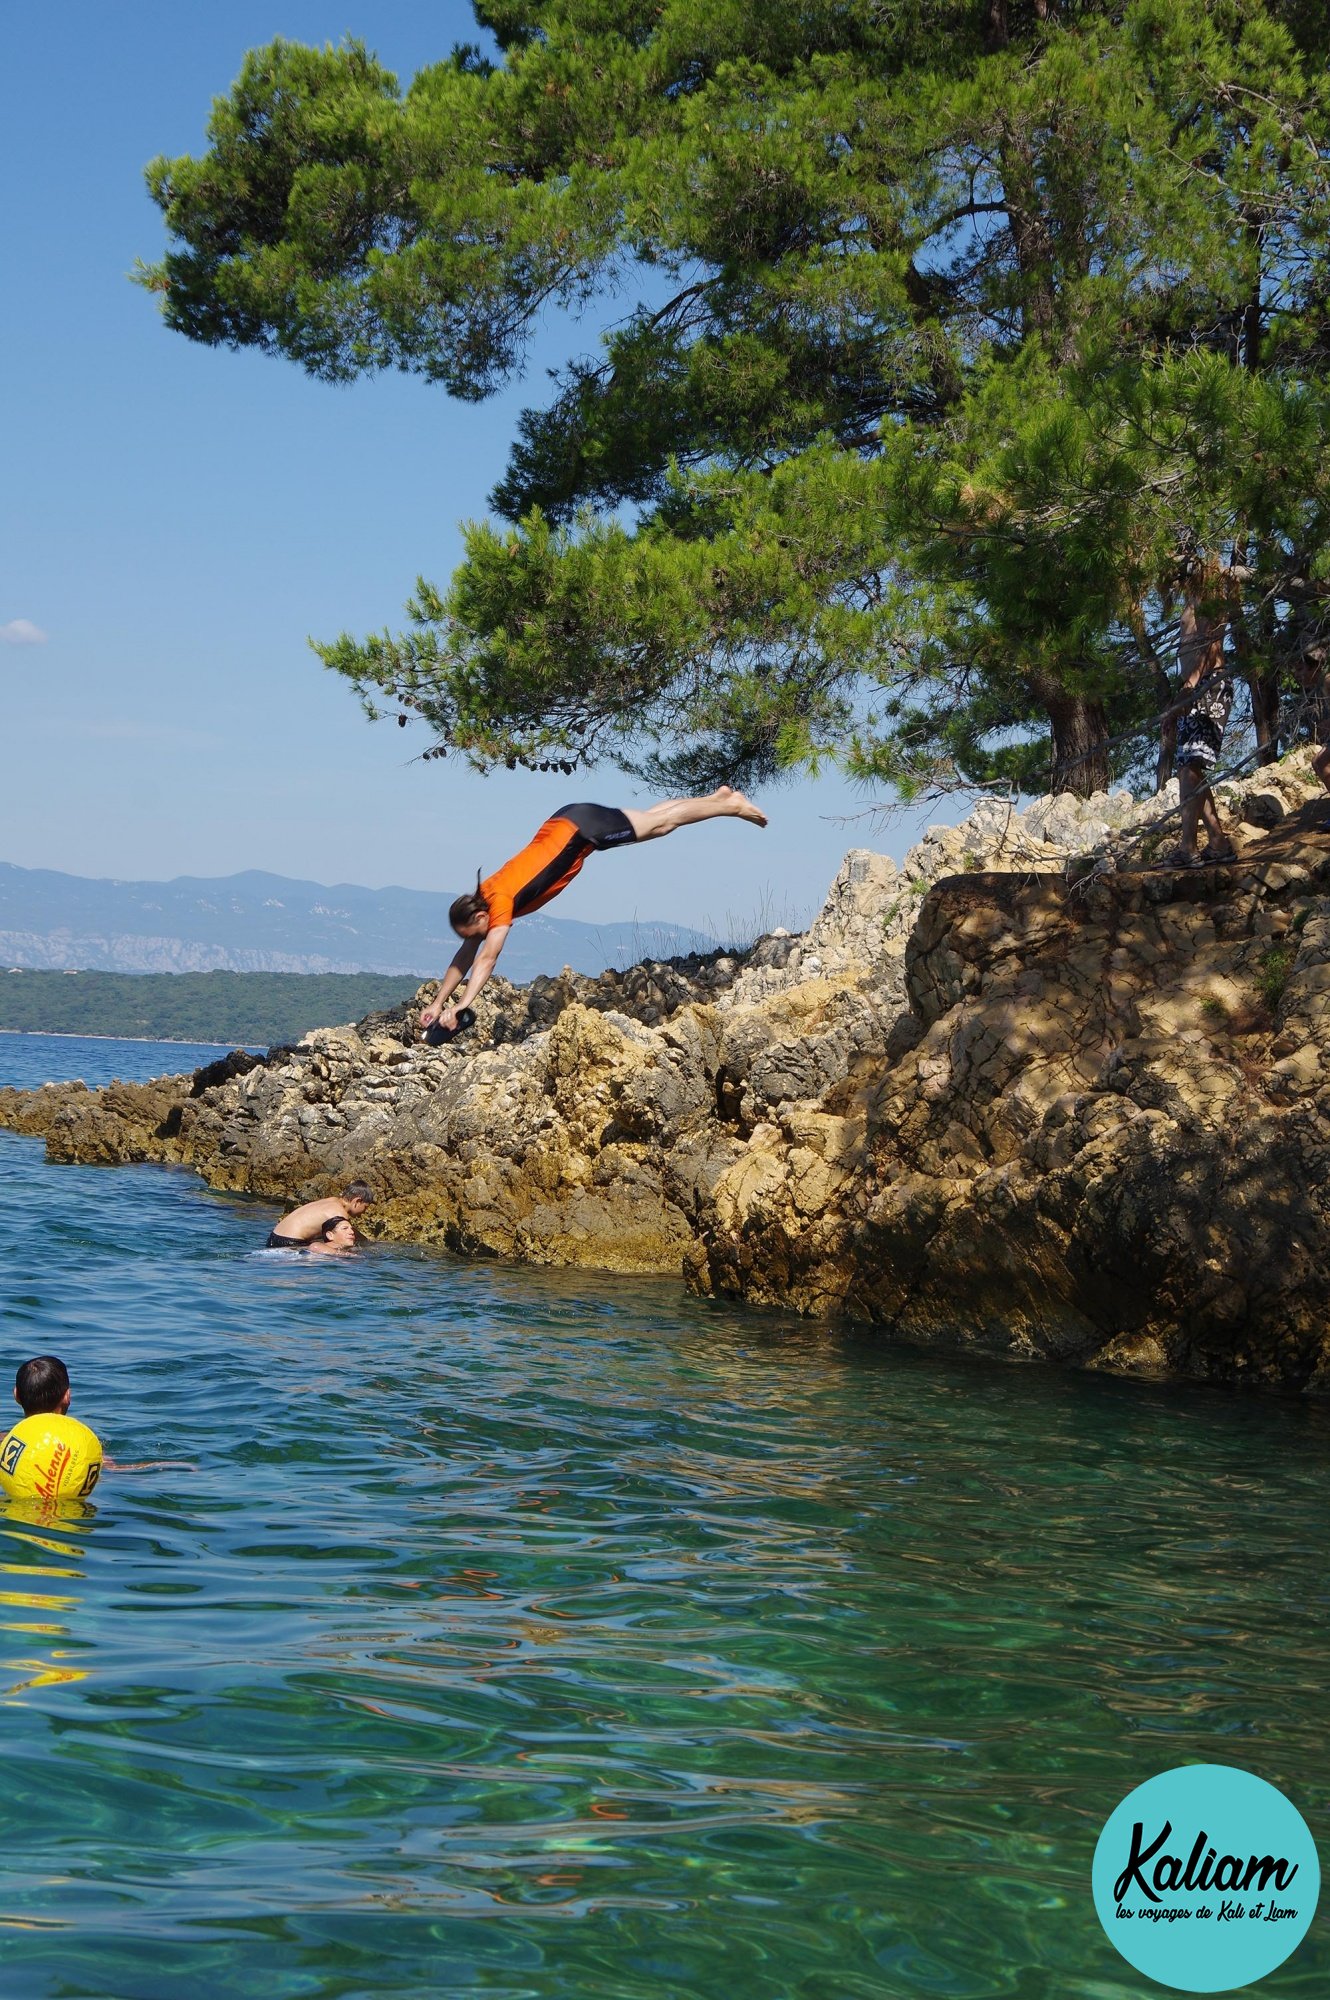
top-left (1092, 1764), bottom-right (1320, 1992)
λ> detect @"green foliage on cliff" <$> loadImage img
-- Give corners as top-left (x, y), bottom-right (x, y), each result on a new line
top-left (0, 972), bottom-right (418, 1046)
top-left (141, 2), bottom-right (1330, 797)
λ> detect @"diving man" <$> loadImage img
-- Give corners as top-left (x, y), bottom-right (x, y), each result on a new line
top-left (419, 788), bottom-right (766, 1038)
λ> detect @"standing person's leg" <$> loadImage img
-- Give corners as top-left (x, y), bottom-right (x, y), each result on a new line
top-left (623, 785), bottom-right (767, 842)
top-left (1197, 783), bottom-right (1233, 858)
top-left (1292, 665), bottom-right (1330, 813)
top-left (1314, 738), bottom-right (1330, 819)
top-left (1175, 761), bottom-right (1204, 861)
top-left (1173, 748), bottom-right (1234, 862)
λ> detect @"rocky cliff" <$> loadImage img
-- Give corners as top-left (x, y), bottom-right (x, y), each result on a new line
top-left (5, 756), bottom-right (1329, 1392)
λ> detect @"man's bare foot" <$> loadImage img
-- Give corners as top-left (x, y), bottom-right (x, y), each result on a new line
top-left (716, 784), bottom-right (767, 828)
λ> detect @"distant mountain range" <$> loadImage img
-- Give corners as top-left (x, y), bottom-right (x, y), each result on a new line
top-left (0, 862), bottom-right (716, 980)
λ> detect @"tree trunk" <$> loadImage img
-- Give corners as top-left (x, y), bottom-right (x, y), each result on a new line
top-left (982, 0), bottom-right (1008, 49)
top-left (1230, 543), bottom-right (1278, 766)
top-left (1001, 133), bottom-right (1058, 339)
top-left (1247, 670), bottom-right (1281, 765)
top-left (982, 0), bottom-right (1049, 51)
top-left (1031, 682), bottom-right (1110, 796)
top-left (1128, 603), bottom-right (1176, 794)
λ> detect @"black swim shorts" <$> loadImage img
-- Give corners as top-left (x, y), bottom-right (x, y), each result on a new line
top-left (556, 803), bottom-right (637, 850)
top-left (266, 1231), bottom-right (310, 1252)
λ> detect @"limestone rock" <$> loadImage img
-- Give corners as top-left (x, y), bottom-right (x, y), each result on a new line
top-left (6, 748), bottom-right (1330, 1392)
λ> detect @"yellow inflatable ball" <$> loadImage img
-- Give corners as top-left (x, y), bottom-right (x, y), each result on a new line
top-left (0, 1413), bottom-right (103, 1505)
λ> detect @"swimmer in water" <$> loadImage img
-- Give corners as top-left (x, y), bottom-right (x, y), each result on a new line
top-left (419, 788), bottom-right (767, 1039)
top-left (1, 1359), bottom-right (194, 1488)
top-left (1, 1355), bottom-right (102, 1499)
top-left (267, 1181), bottom-right (373, 1251)
top-left (306, 1216), bottom-right (358, 1256)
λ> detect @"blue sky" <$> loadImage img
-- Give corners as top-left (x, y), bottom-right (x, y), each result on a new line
top-left (2, 2), bottom-right (945, 937)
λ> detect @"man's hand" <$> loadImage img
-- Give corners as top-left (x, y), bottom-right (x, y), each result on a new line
top-left (438, 1004), bottom-right (462, 1033)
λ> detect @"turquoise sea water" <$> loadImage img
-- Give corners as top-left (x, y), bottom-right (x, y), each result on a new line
top-left (0, 1031), bottom-right (1327, 2000)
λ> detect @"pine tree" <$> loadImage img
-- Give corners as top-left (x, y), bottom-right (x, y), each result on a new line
top-left (141, 1), bottom-right (1330, 796)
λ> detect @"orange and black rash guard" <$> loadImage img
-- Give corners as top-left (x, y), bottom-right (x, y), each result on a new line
top-left (480, 815), bottom-right (597, 928)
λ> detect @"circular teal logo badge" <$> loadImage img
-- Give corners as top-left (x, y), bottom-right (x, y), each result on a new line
top-left (1093, 1765), bottom-right (1320, 1992)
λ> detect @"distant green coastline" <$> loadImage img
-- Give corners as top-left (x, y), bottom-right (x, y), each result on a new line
top-left (0, 970), bottom-right (421, 1046)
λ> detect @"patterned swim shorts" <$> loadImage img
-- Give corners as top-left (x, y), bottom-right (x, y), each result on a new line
top-left (1175, 674), bottom-right (1234, 769)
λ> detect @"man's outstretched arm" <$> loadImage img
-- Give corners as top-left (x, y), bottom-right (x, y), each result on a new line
top-left (419, 936), bottom-right (480, 1031)
top-left (448, 924), bottom-right (506, 1016)
top-left (419, 928), bottom-right (512, 1033)
top-left (442, 927), bottom-right (510, 1024)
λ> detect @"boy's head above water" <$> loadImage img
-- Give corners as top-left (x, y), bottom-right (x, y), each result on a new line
top-left (15, 1354), bottom-right (71, 1417)
top-left (343, 1182), bottom-right (373, 1217)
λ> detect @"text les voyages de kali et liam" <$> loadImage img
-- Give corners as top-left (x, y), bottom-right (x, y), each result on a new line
top-left (1092, 1766), bottom-right (1320, 1993)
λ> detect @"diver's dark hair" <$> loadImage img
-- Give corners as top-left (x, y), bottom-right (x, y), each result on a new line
top-left (16, 1354), bottom-right (70, 1417)
top-left (449, 870), bottom-right (489, 935)
top-left (320, 1216), bottom-right (354, 1241)
top-left (343, 1181), bottom-right (374, 1204)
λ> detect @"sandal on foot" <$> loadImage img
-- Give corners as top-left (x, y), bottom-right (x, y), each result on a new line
top-left (1201, 841), bottom-right (1238, 864)
top-left (1165, 846), bottom-right (1205, 869)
